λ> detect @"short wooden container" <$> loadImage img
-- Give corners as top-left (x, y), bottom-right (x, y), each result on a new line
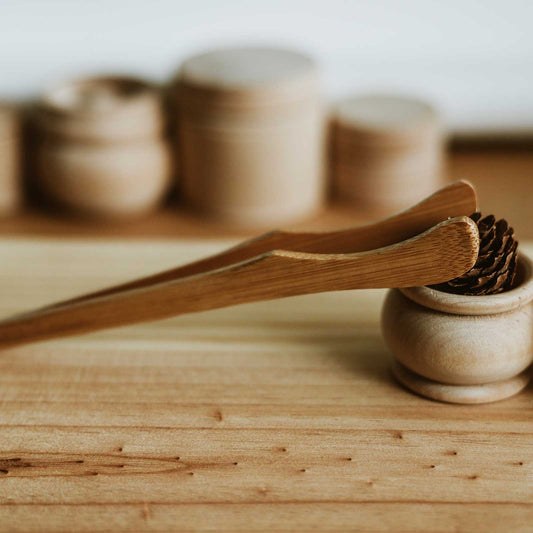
top-left (0, 104), bottom-right (21, 215)
top-left (170, 46), bottom-right (325, 226)
top-left (332, 94), bottom-right (443, 212)
top-left (382, 253), bottom-right (533, 404)
top-left (34, 76), bottom-right (172, 218)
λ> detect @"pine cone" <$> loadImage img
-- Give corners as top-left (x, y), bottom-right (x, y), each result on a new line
top-left (432, 212), bottom-right (519, 296)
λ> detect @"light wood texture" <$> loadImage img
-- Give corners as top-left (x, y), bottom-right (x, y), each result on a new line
top-left (0, 238), bottom-right (531, 532)
top-left (382, 254), bottom-right (533, 403)
top-left (0, 216), bottom-right (478, 350)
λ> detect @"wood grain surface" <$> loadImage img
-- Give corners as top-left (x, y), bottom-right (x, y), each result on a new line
top-left (0, 238), bottom-right (531, 532)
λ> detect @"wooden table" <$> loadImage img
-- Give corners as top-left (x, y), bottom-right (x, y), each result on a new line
top-left (0, 147), bottom-right (532, 532)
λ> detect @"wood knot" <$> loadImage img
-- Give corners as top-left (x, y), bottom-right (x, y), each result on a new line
top-left (141, 502), bottom-right (152, 520)
top-left (0, 458), bottom-right (32, 469)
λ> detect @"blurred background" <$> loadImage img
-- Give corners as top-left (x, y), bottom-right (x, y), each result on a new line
top-left (0, 0), bottom-right (531, 237)
top-left (2, 0), bottom-right (532, 135)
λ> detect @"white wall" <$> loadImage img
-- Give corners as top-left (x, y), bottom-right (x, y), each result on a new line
top-left (1, 0), bottom-right (532, 134)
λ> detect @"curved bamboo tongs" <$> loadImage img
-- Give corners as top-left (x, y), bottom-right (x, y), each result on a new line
top-left (0, 181), bottom-right (479, 350)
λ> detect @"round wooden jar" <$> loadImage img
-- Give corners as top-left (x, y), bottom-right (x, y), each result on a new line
top-left (170, 46), bottom-right (324, 225)
top-left (0, 104), bottom-right (21, 215)
top-left (332, 95), bottom-right (443, 212)
top-left (381, 254), bottom-right (533, 404)
top-left (34, 76), bottom-right (172, 218)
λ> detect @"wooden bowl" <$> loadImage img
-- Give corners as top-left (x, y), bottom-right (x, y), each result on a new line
top-left (381, 253), bottom-right (533, 403)
top-left (36, 140), bottom-right (171, 218)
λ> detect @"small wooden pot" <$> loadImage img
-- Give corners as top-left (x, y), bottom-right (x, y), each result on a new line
top-left (34, 76), bottom-right (172, 218)
top-left (332, 94), bottom-right (443, 212)
top-left (381, 253), bottom-right (533, 404)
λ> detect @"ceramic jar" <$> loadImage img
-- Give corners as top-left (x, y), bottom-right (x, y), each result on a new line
top-left (381, 253), bottom-right (533, 404)
top-left (332, 94), bottom-right (443, 214)
top-left (170, 46), bottom-right (325, 226)
top-left (0, 104), bottom-right (21, 215)
top-left (34, 76), bottom-right (172, 218)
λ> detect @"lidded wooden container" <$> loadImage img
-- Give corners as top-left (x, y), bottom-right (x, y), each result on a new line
top-left (33, 76), bottom-right (172, 218)
top-left (332, 95), bottom-right (443, 212)
top-left (170, 46), bottom-right (325, 225)
top-left (382, 254), bottom-right (533, 404)
top-left (0, 104), bottom-right (21, 215)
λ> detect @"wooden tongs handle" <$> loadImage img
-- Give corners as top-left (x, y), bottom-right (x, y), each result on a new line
top-left (0, 181), bottom-right (479, 350)
top-left (45, 180), bottom-right (478, 307)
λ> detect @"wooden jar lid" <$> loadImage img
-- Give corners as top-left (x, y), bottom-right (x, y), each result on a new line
top-left (35, 76), bottom-right (165, 143)
top-left (173, 47), bottom-right (321, 132)
top-left (177, 47), bottom-right (318, 103)
top-left (174, 47), bottom-right (320, 133)
top-left (334, 94), bottom-right (440, 145)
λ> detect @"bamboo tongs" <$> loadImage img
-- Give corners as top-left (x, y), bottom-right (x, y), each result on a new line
top-left (0, 180), bottom-right (479, 350)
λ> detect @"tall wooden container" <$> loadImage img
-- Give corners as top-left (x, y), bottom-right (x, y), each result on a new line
top-left (332, 94), bottom-right (443, 213)
top-left (33, 76), bottom-right (172, 218)
top-left (170, 47), bottom-right (325, 225)
top-left (0, 104), bottom-right (21, 215)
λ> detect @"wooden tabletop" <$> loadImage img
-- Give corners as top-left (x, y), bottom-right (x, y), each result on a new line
top-left (0, 237), bottom-right (531, 532)
top-left (0, 147), bottom-right (532, 532)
